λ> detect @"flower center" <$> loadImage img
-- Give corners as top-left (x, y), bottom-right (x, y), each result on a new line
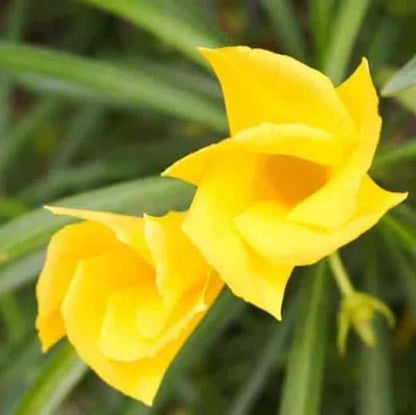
top-left (260, 154), bottom-right (328, 208)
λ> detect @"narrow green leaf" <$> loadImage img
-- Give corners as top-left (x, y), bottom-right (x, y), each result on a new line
top-left (78, 0), bottom-right (229, 66)
top-left (367, 17), bottom-right (400, 69)
top-left (0, 249), bottom-right (45, 296)
top-left (358, 243), bottom-right (394, 415)
top-left (15, 343), bottom-right (88, 415)
top-left (0, 177), bottom-right (193, 265)
top-left (229, 295), bottom-right (298, 415)
top-left (0, 0), bottom-right (29, 138)
top-left (382, 55), bottom-right (416, 95)
top-left (0, 293), bottom-right (25, 343)
top-left (381, 232), bottom-right (416, 317)
top-left (50, 104), bottom-right (104, 171)
top-left (379, 68), bottom-right (416, 114)
top-left (323, 0), bottom-right (371, 84)
top-left (0, 97), bottom-right (59, 175)
top-left (154, 288), bottom-right (245, 407)
top-left (260, 0), bottom-right (307, 61)
top-left (19, 137), bottom-right (210, 205)
top-left (309, 0), bottom-right (335, 68)
top-left (372, 138), bottom-right (416, 173)
top-left (381, 214), bottom-right (416, 256)
top-left (0, 41), bottom-right (226, 132)
top-left (279, 262), bottom-right (330, 415)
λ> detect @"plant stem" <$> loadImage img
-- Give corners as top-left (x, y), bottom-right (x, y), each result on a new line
top-left (328, 251), bottom-right (355, 296)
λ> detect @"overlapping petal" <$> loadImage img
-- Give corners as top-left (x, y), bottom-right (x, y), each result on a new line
top-left (36, 221), bottom-right (123, 351)
top-left (36, 207), bottom-right (223, 405)
top-left (182, 153), bottom-right (293, 319)
top-left (235, 176), bottom-right (407, 266)
top-left (46, 206), bottom-right (153, 264)
top-left (199, 46), bottom-right (355, 144)
top-left (163, 122), bottom-right (343, 185)
top-left (287, 59), bottom-right (382, 229)
top-left (164, 46), bottom-right (407, 323)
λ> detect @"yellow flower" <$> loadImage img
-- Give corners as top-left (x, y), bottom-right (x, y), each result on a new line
top-left (36, 207), bottom-right (222, 405)
top-left (163, 46), bottom-right (407, 320)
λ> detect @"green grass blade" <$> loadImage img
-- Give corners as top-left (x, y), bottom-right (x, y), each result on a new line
top-left (0, 97), bottom-right (59, 175)
top-left (323, 0), bottom-right (372, 83)
top-left (229, 296), bottom-right (298, 415)
top-left (358, 244), bottom-right (394, 415)
top-left (0, 41), bottom-right (226, 132)
top-left (381, 214), bottom-right (416, 255)
top-left (367, 17), bottom-right (400, 69)
top-left (260, 0), bottom-right (307, 61)
top-left (0, 0), bottom-right (29, 138)
top-left (381, 232), bottom-right (416, 317)
top-left (78, 0), bottom-right (229, 66)
top-left (0, 177), bottom-right (193, 265)
top-left (279, 262), bottom-right (330, 415)
top-left (309, 0), bottom-right (335, 68)
top-left (372, 138), bottom-right (416, 174)
top-left (20, 137), bottom-right (210, 205)
top-left (154, 289), bottom-right (245, 407)
top-left (50, 105), bottom-right (104, 171)
top-left (382, 55), bottom-right (416, 95)
top-left (15, 343), bottom-right (88, 415)
top-left (0, 249), bottom-right (45, 296)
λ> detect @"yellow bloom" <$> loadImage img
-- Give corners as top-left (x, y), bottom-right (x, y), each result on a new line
top-left (163, 46), bottom-right (407, 320)
top-left (36, 207), bottom-right (222, 405)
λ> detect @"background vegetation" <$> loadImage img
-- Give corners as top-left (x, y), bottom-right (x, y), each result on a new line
top-left (0, 0), bottom-right (415, 414)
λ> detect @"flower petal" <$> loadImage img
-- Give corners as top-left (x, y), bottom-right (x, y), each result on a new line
top-left (62, 251), bottom-right (221, 405)
top-left (337, 58), bottom-right (380, 146)
top-left (36, 221), bottom-right (121, 351)
top-left (235, 176), bottom-right (407, 266)
top-left (287, 60), bottom-right (382, 229)
top-left (199, 46), bottom-right (355, 142)
top-left (183, 153), bottom-right (293, 319)
top-left (99, 277), bottom-right (218, 361)
top-left (144, 212), bottom-right (210, 306)
top-left (163, 123), bottom-right (343, 186)
top-left (45, 206), bottom-right (152, 264)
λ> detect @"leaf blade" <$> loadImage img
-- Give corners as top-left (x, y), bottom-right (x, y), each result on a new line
top-left (279, 262), bottom-right (330, 415)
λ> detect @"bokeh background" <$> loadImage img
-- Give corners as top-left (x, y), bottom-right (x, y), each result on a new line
top-left (0, 0), bottom-right (416, 414)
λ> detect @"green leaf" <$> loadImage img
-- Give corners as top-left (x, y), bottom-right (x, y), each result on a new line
top-left (15, 343), bottom-right (88, 415)
top-left (323, 0), bottom-right (371, 84)
top-left (229, 294), bottom-right (298, 415)
top-left (0, 41), bottom-right (226, 132)
top-left (78, 0), bottom-right (229, 66)
top-left (279, 262), bottom-right (330, 415)
top-left (19, 137), bottom-right (211, 205)
top-left (154, 288), bottom-right (245, 407)
top-left (0, 249), bottom-right (45, 296)
top-left (0, 97), bottom-right (59, 175)
top-left (381, 231), bottom-right (416, 317)
top-left (378, 68), bottom-right (416, 114)
top-left (309, 0), bottom-right (335, 68)
top-left (381, 214), bottom-right (416, 256)
top-left (0, 177), bottom-right (193, 265)
top-left (260, 0), bottom-right (307, 61)
top-left (372, 138), bottom-right (416, 174)
top-left (382, 55), bottom-right (416, 95)
top-left (358, 243), bottom-right (394, 415)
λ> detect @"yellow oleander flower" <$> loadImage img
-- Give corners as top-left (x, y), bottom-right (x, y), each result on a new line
top-left (163, 46), bottom-right (407, 320)
top-left (36, 207), bottom-right (222, 405)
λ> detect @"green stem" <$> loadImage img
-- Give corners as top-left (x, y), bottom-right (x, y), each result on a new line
top-left (328, 251), bottom-right (355, 296)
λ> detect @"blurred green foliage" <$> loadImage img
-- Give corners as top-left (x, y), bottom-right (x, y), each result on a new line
top-left (0, 0), bottom-right (416, 414)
